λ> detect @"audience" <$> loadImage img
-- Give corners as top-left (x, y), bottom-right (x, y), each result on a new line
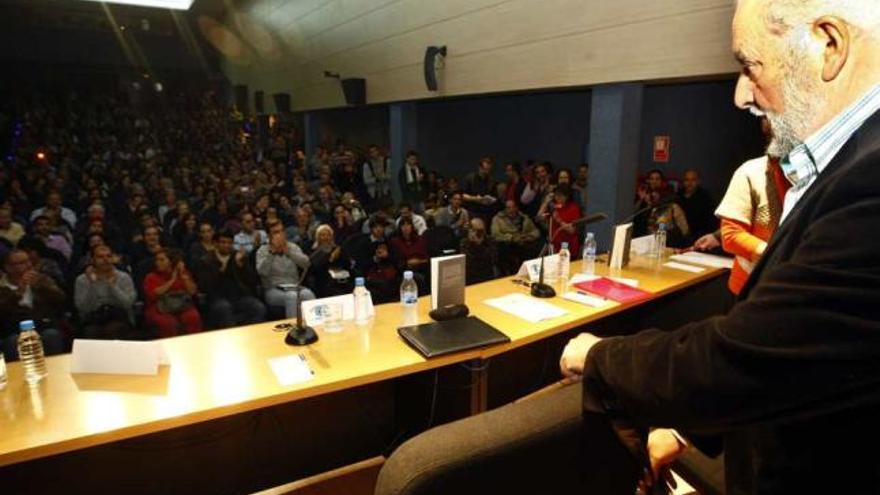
top-left (0, 86), bottom-right (725, 359)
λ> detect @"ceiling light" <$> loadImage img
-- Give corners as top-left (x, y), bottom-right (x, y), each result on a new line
top-left (79, 0), bottom-right (194, 10)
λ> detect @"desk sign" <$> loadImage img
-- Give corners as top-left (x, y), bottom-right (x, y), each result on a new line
top-left (70, 339), bottom-right (167, 376)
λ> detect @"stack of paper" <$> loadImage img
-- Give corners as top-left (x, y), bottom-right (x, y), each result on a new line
top-left (670, 252), bottom-right (734, 269)
top-left (484, 293), bottom-right (568, 323)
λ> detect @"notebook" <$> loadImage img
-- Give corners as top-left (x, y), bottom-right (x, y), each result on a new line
top-left (573, 277), bottom-right (653, 304)
top-left (397, 316), bottom-right (510, 358)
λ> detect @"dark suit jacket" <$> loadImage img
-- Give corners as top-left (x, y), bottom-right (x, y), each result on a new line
top-left (398, 165), bottom-right (427, 204)
top-left (582, 110), bottom-right (880, 494)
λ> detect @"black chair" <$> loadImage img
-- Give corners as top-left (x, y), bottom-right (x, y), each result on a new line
top-left (375, 384), bottom-right (641, 495)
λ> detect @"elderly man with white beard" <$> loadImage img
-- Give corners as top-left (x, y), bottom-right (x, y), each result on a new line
top-left (559, 1), bottom-right (880, 493)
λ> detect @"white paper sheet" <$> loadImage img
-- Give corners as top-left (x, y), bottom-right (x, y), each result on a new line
top-left (70, 340), bottom-right (164, 376)
top-left (562, 291), bottom-right (612, 308)
top-left (664, 261), bottom-right (707, 273)
top-left (483, 293), bottom-right (568, 322)
top-left (629, 234), bottom-right (655, 255)
top-left (670, 252), bottom-right (734, 269)
top-left (268, 354), bottom-right (315, 386)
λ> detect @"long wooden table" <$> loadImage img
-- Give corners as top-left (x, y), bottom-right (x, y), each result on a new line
top-left (0, 254), bottom-right (724, 469)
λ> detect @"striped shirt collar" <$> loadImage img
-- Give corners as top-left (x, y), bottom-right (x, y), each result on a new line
top-left (781, 83), bottom-right (880, 189)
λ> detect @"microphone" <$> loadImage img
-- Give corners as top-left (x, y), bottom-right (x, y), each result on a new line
top-left (532, 211), bottom-right (610, 299)
top-left (620, 196), bottom-right (675, 225)
top-left (284, 255), bottom-right (318, 346)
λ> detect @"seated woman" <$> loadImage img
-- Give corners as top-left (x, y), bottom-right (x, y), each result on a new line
top-left (309, 224), bottom-right (353, 297)
top-left (390, 217), bottom-right (429, 278)
top-left (541, 184), bottom-right (582, 256)
top-left (143, 248), bottom-right (203, 338)
top-left (331, 204), bottom-right (359, 245)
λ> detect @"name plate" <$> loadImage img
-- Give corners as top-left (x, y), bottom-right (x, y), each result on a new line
top-left (70, 339), bottom-right (167, 376)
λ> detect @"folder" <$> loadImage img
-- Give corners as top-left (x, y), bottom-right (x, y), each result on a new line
top-left (398, 316), bottom-right (510, 358)
top-left (573, 277), bottom-right (653, 304)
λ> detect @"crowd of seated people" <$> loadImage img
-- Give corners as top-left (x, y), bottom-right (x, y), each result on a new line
top-left (0, 89), bottom-right (719, 359)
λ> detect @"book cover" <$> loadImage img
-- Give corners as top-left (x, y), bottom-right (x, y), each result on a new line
top-left (431, 254), bottom-right (466, 310)
top-left (573, 276), bottom-right (653, 304)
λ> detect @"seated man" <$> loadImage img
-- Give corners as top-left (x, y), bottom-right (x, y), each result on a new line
top-left (256, 221), bottom-right (315, 318)
top-left (433, 190), bottom-right (470, 238)
top-left (30, 190), bottom-right (77, 230)
top-left (0, 249), bottom-right (66, 359)
top-left (197, 230), bottom-right (267, 329)
top-left (460, 218), bottom-right (497, 284)
top-left (30, 214), bottom-right (72, 262)
top-left (491, 200), bottom-right (541, 275)
top-left (233, 212), bottom-right (267, 254)
top-left (74, 244), bottom-right (138, 340)
top-left (0, 206), bottom-right (25, 247)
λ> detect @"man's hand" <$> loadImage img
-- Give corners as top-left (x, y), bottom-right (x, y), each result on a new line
top-left (559, 332), bottom-right (602, 378)
top-left (235, 249), bottom-right (247, 266)
top-left (86, 265), bottom-right (97, 282)
top-left (647, 429), bottom-right (687, 477)
top-left (270, 233), bottom-right (287, 254)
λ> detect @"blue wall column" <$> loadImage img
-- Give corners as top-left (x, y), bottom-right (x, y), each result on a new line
top-left (389, 102), bottom-right (418, 204)
top-left (303, 111), bottom-right (322, 177)
top-left (587, 84), bottom-right (644, 250)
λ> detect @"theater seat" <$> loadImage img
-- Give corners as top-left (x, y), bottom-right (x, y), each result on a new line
top-left (374, 384), bottom-right (640, 495)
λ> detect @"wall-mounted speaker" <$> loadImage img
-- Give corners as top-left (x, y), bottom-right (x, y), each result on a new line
top-left (233, 84), bottom-right (249, 113)
top-left (423, 46), bottom-right (447, 91)
top-left (273, 93), bottom-right (291, 114)
top-left (341, 78), bottom-right (366, 106)
top-left (254, 90), bottom-right (264, 114)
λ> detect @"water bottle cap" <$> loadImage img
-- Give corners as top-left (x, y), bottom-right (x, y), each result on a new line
top-left (403, 271), bottom-right (414, 280)
top-left (19, 320), bottom-right (35, 331)
top-left (561, 242), bottom-right (569, 249)
top-left (355, 277), bottom-right (365, 286)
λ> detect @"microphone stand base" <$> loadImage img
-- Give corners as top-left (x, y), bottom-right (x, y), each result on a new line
top-left (530, 283), bottom-right (556, 298)
top-left (285, 325), bottom-right (319, 346)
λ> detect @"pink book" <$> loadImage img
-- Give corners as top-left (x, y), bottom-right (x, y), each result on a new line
top-left (573, 277), bottom-right (653, 304)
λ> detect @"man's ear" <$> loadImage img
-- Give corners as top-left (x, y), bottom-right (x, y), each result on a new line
top-left (814, 16), bottom-right (850, 82)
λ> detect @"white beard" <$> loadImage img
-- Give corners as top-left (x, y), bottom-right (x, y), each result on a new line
top-left (765, 47), bottom-right (822, 159)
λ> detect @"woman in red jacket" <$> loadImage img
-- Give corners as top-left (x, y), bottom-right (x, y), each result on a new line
top-left (546, 184), bottom-right (582, 256)
top-left (143, 248), bottom-right (203, 337)
top-left (389, 216), bottom-right (429, 276)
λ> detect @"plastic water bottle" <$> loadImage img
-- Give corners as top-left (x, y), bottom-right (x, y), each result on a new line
top-left (353, 277), bottom-right (372, 325)
top-left (582, 232), bottom-right (597, 275)
top-left (654, 222), bottom-right (668, 258)
top-left (558, 242), bottom-right (571, 289)
top-left (17, 320), bottom-right (47, 385)
top-left (0, 352), bottom-right (7, 391)
top-left (400, 271), bottom-right (419, 327)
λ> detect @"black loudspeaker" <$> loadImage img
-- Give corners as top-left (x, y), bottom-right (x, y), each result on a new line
top-left (273, 93), bottom-right (291, 114)
top-left (341, 78), bottom-right (366, 106)
top-left (423, 45), bottom-right (446, 91)
top-left (254, 90), bottom-right (264, 114)
top-left (233, 84), bottom-right (249, 113)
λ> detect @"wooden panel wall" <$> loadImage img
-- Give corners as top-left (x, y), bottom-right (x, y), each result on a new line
top-left (219, 0), bottom-right (738, 111)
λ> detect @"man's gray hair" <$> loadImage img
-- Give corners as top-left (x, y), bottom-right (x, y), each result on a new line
top-left (757, 1), bottom-right (880, 35)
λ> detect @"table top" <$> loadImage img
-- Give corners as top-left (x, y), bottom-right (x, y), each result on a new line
top-left (0, 254), bottom-right (724, 467)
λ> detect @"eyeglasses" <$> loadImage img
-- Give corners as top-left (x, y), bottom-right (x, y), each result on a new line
top-left (273, 322), bottom-right (293, 332)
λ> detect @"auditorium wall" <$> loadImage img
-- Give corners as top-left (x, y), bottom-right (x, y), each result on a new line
top-left (219, 0), bottom-right (738, 111)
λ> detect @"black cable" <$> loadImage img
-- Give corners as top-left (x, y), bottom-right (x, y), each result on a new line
top-left (426, 369), bottom-right (439, 428)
